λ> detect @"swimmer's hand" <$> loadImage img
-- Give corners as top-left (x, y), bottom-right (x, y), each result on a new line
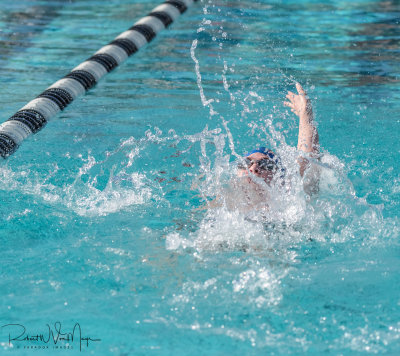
top-left (284, 82), bottom-right (319, 155)
top-left (284, 83), bottom-right (320, 195)
top-left (284, 82), bottom-right (312, 119)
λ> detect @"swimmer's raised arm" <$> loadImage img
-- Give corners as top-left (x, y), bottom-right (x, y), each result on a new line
top-left (284, 83), bottom-right (319, 177)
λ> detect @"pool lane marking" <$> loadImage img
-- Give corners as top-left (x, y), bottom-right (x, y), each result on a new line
top-left (0, 0), bottom-right (198, 158)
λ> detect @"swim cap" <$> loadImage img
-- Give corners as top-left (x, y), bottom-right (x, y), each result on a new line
top-left (245, 147), bottom-right (286, 178)
top-left (246, 147), bottom-right (272, 157)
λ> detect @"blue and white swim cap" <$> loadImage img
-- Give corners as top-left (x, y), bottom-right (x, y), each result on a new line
top-left (245, 147), bottom-right (286, 178)
top-left (246, 146), bottom-right (273, 157)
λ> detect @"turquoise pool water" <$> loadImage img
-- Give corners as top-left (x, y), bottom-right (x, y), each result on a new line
top-left (1, 0), bottom-right (399, 354)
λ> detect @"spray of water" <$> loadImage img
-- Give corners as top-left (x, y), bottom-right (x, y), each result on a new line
top-left (158, 3), bottom-right (400, 349)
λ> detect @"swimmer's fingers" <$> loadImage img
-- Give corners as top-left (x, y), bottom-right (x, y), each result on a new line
top-left (286, 91), bottom-right (297, 104)
top-left (286, 91), bottom-right (296, 99)
top-left (283, 101), bottom-right (294, 108)
top-left (285, 92), bottom-right (300, 108)
top-left (296, 82), bottom-right (306, 96)
top-left (284, 101), bottom-right (298, 115)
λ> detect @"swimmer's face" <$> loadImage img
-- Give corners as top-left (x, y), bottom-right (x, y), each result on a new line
top-left (237, 152), bottom-right (276, 184)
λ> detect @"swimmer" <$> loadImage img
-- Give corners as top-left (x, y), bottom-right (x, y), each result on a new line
top-left (203, 82), bottom-right (319, 213)
top-left (238, 82), bottom-right (319, 194)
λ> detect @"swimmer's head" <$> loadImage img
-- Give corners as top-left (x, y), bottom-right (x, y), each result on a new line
top-left (237, 147), bottom-right (285, 184)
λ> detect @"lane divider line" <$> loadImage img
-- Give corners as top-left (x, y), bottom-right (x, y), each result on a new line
top-left (0, 0), bottom-right (198, 158)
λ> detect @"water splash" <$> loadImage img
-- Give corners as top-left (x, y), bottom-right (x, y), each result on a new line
top-left (190, 39), bottom-right (217, 115)
top-left (0, 139), bottom-right (156, 217)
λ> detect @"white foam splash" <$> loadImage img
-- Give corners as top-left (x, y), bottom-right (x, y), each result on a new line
top-left (0, 142), bottom-right (155, 217)
top-left (232, 267), bottom-right (283, 307)
top-left (66, 170), bottom-right (152, 217)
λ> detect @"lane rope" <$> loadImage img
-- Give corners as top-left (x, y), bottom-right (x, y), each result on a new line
top-left (0, 0), bottom-right (198, 158)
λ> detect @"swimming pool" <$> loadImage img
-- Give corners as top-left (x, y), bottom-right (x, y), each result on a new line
top-left (1, 0), bottom-right (399, 354)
